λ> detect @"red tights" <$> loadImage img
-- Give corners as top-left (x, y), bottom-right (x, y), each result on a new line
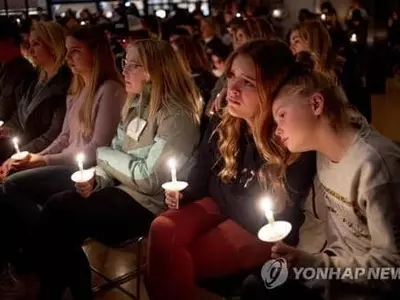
top-left (146, 198), bottom-right (272, 300)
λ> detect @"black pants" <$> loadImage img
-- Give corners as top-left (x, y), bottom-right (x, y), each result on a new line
top-left (34, 187), bottom-right (155, 300)
top-left (240, 274), bottom-right (324, 300)
top-left (0, 165), bottom-right (76, 270)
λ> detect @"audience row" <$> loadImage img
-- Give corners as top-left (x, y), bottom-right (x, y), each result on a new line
top-left (0, 17), bottom-right (398, 300)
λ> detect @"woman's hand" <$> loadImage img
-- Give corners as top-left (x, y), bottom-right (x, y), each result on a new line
top-left (75, 176), bottom-right (95, 198)
top-left (20, 153), bottom-right (46, 169)
top-left (0, 156), bottom-right (29, 181)
top-left (165, 190), bottom-right (183, 209)
top-left (271, 241), bottom-right (301, 267)
top-left (208, 88), bottom-right (227, 116)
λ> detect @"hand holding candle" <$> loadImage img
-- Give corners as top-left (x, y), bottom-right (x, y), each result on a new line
top-left (162, 157), bottom-right (188, 209)
top-left (11, 137), bottom-right (29, 161)
top-left (71, 152), bottom-right (94, 183)
top-left (257, 196), bottom-right (292, 243)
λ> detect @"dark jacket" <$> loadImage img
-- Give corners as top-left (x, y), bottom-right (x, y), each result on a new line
top-left (6, 65), bottom-right (72, 153)
top-left (192, 69), bottom-right (217, 109)
top-left (0, 57), bottom-right (36, 122)
top-left (182, 118), bottom-right (316, 245)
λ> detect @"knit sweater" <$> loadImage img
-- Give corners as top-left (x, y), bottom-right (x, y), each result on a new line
top-left (94, 93), bottom-right (201, 215)
top-left (297, 119), bottom-right (400, 299)
top-left (40, 80), bottom-right (126, 166)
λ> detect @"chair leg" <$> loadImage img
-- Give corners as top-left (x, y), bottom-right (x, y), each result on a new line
top-left (90, 237), bottom-right (146, 299)
top-left (136, 238), bottom-right (142, 299)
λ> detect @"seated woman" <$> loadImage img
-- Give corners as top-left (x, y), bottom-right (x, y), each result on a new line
top-left (145, 40), bottom-right (316, 300)
top-left (1, 26), bottom-right (125, 178)
top-left (32, 39), bottom-right (201, 300)
top-left (0, 26), bottom-right (125, 282)
top-left (0, 21), bottom-right (72, 162)
top-left (241, 53), bottom-right (400, 300)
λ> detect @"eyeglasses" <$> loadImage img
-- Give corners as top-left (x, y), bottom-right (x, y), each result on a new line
top-left (121, 59), bottom-right (142, 72)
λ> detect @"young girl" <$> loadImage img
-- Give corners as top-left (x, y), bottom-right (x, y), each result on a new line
top-left (241, 54), bottom-right (400, 300)
top-left (145, 40), bottom-right (316, 300)
top-left (0, 21), bottom-right (71, 162)
top-left (33, 39), bottom-right (201, 300)
top-left (0, 26), bottom-right (125, 287)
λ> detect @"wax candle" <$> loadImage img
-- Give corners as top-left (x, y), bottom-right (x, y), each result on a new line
top-left (76, 153), bottom-right (85, 176)
top-left (12, 137), bottom-right (20, 154)
top-left (169, 159), bottom-right (177, 182)
top-left (261, 197), bottom-right (275, 224)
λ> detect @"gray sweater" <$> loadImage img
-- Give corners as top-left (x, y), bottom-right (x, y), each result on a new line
top-left (297, 119), bottom-right (400, 299)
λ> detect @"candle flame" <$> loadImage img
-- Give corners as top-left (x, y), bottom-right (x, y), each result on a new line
top-left (168, 158), bottom-right (176, 169)
top-left (12, 137), bottom-right (18, 145)
top-left (261, 196), bottom-right (273, 212)
top-left (76, 153), bottom-right (85, 163)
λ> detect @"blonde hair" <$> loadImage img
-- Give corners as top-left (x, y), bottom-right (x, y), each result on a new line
top-left (216, 40), bottom-right (297, 185)
top-left (67, 26), bottom-right (124, 137)
top-left (122, 39), bottom-right (202, 124)
top-left (30, 21), bottom-right (67, 81)
top-left (267, 68), bottom-right (358, 193)
top-left (277, 70), bottom-right (353, 131)
top-left (293, 20), bottom-right (338, 80)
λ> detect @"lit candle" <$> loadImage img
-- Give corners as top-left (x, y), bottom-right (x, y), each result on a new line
top-left (321, 13), bottom-right (327, 21)
top-left (169, 158), bottom-right (177, 182)
top-left (12, 137), bottom-right (20, 154)
top-left (272, 9), bottom-right (282, 18)
top-left (76, 153), bottom-right (85, 175)
top-left (350, 33), bottom-right (357, 43)
top-left (261, 197), bottom-right (275, 224)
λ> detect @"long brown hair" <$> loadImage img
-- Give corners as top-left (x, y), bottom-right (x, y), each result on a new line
top-left (67, 26), bottom-right (124, 137)
top-left (293, 20), bottom-right (338, 80)
top-left (217, 40), bottom-right (298, 188)
top-left (122, 39), bottom-right (202, 124)
top-left (174, 36), bottom-right (212, 73)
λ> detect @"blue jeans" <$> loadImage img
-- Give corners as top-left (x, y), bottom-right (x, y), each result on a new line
top-left (0, 165), bottom-right (76, 270)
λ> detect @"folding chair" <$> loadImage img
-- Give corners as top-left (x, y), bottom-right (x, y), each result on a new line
top-left (86, 236), bottom-right (146, 299)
